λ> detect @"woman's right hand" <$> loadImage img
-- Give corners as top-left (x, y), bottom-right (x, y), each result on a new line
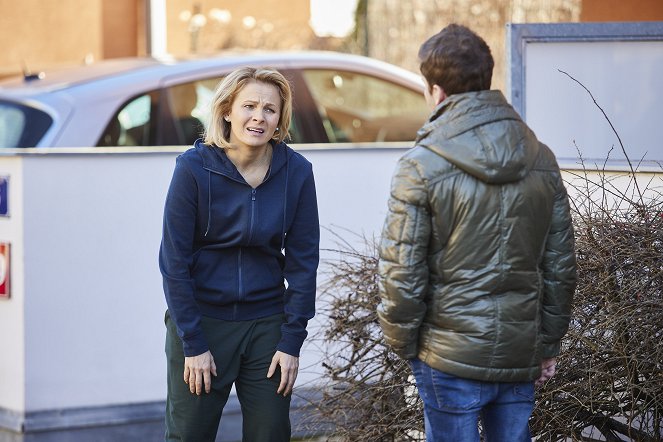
top-left (184, 350), bottom-right (217, 395)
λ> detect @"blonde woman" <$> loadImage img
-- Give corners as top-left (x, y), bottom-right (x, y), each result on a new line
top-left (160, 67), bottom-right (319, 441)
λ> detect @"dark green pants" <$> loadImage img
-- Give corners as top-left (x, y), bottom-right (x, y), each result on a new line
top-left (165, 311), bottom-right (291, 442)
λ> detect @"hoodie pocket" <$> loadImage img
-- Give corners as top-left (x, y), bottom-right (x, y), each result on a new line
top-left (242, 251), bottom-right (285, 302)
top-left (191, 248), bottom-right (237, 305)
top-left (266, 256), bottom-right (284, 285)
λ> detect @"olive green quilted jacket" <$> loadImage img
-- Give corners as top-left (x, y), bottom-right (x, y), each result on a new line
top-left (378, 90), bottom-right (576, 382)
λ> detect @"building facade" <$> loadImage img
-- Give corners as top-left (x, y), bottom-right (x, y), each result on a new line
top-left (1, 0), bottom-right (662, 81)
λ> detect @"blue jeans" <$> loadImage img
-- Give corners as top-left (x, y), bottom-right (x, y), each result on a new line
top-left (410, 359), bottom-right (534, 442)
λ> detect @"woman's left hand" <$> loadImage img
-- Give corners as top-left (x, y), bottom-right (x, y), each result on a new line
top-left (267, 351), bottom-right (299, 396)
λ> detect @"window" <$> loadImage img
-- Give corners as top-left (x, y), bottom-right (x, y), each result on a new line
top-left (165, 80), bottom-right (217, 145)
top-left (98, 92), bottom-right (158, 147)
top-left (99, 81), bottom-right (216, 147)
top-left (0, 101), bottom-right (52, 148)
top-left (162, 77), bottom-right (306, 146)
top-left (301, 70), bottom-right (428, 143)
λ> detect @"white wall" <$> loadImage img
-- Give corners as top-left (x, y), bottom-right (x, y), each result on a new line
top-left (0, 146), bottom-right (407, 414)
top-left (0, 157), bottom-right (26, 413)
top-left (21, 153), bottom-right (175, 410)
top-left (0, 146), bottom-right (660, 419)
top-left (297, 147), bottom-right (406, 382)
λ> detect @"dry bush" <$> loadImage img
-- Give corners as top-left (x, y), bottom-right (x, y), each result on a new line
top-left (530, 73), bottom-right (663, 441)
top-left (530, 163), bottom-right (663, 441)
top-left (301, 233), bottom-right (424, 441)
top-left (306, 170), bottom-right (662, 441)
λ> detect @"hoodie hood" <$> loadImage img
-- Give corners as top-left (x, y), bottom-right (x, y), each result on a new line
top-left (194, 138), bottom-right (289, 180)
top-left (192, 138), bottom-right (290, 247)
top-left (416, 90), bottom-right (539, 184)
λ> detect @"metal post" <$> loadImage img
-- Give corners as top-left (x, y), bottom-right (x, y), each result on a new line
top-left (146, 0), bottom-right (168, 57)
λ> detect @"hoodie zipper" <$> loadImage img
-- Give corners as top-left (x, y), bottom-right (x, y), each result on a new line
top-left (236, 189), bottom-right (256, 319)
top-left (235, 247), bottom-right (242, 320)
top-left (236, 189), bottom-right (256, 320)
top-left (248, 189), bottom-right (257, 242)
top-left (201, 145), bottom-right (286, 320)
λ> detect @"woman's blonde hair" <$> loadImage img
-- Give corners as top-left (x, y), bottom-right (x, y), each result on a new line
top-left (203, 66), bottom-right (292, 148)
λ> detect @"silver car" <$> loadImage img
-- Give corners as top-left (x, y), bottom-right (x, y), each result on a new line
top-left (0, 51), bottom-right (429, 148)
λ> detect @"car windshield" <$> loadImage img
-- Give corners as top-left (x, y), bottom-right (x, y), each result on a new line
top-left (0, 100), bottom-right (53, 148)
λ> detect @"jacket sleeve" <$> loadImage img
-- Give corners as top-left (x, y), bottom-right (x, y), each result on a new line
top-left (540, 170), bottom-right (577, 358)
top-left (377, 157), bottom-right (431, 359)
top-left (278, 165), bottom-right (320, 357)
top-left (159, 156), bottom-right (208, 357)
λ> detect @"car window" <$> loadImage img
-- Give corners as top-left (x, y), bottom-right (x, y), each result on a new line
top-left (97, 76), bottom-right (314, 147)
top-left (300, 70), bottom-right (428, 143)
top-left (119, 95), bottom-right (152, 144)
top-left (165, 81), bottom-right (215, 145)
top-left (288, 114), bottom-right (303, 143)
top-left (98, 92), bottom-right (158, 146)
top-left (163, 77), bottom-right (306, 146)
top-left (0, 100), bottom-right (53, 148)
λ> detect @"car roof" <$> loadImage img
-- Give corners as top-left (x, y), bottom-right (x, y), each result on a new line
top-left (0, 58), bottom-right (161, 94)
top-left (0, 50), bottom-right (422, 98)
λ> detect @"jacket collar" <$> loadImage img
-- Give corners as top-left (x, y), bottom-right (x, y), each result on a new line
top-left (416, 90), bottom-right (522, 143)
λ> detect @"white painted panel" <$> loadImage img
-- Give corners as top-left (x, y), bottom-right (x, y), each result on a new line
top-left (22, 154), bottom-right (174, 410)
top-left (0, 157), bottom-right (26, 412)
top-left (3, 145), bottom-right (662, 416)
top-left (14, 147), bottom-right (408, 410)
top-left (525, 40), bottom-right (663, 164)
top-left (297, 147), bottom-right (406, 382)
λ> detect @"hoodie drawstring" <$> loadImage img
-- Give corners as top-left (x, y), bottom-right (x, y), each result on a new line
top-left (281, 151), bottom-right (289, 251)
top-left (204, 170), bottom-right (211, 236)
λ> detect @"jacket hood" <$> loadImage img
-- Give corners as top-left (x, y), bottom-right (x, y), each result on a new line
top-left (416, 90), bottom-right (539, 184)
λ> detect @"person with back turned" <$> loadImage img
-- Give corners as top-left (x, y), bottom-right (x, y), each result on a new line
top-left (377, 24), bottom-right (577, 441)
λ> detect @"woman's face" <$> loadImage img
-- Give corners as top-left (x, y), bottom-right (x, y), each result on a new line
top-left (226, 80), bottom-right (281, 150)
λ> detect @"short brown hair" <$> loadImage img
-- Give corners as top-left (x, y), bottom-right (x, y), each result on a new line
top-left (419, 24), bottom-right (494, 96)
top-left (204, 67), bottom-right (292, 148)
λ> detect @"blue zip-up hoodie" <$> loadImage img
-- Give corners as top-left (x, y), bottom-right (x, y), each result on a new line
top-left (159, 139), bottom-right (319, 358)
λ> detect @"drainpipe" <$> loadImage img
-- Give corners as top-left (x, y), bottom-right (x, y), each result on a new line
top-left (146, 0), bottom-right (168, 57)
top-left (363, 0), bottom-right (369, 57)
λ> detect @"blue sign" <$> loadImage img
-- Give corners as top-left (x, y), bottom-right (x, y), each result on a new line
top-left (0, 176), bottom-right (8, 217)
